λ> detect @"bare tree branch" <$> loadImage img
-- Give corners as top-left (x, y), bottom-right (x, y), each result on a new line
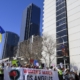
top-left (42, 34), bottom-right (57, 67)
top-left (14, 36), bottom-right (42, 64)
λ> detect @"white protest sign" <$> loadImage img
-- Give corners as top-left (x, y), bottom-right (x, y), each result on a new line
top-left (4, 67), bottom-right (23, 80)
top-left (4, 68), bottom-right (59, 80)
top-left (60, 63), bottom-right (63, 68)
top-left (23, 68), bottom-right (59, 80)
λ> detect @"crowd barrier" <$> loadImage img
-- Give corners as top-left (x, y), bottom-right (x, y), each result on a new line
top-left (4, 67), bottom-right (59, 80)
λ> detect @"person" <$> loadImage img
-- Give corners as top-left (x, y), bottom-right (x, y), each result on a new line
top-left (6, 63), bottom-right (11, 68)
top-left (0, 63), bottom-right (4, 80)
top-left (49, 66), bottom-right (53, 70)
top-left (75, 72), bottom-right (79, 80)
top-left (58, 68), bottom-right (63, 80)
top-left (65, 69), bottom-right (70, 80)
top-left (69, 71), bottom-right (75, 80)
top-left (12, 64), bottom-right (17, 68)
top-left (79, 72), bottom-right (80, 80)
top-left (53, 68), bottom-right (57, 71)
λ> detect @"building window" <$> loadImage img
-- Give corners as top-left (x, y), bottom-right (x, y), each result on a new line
top-left (57, 36), bottom-right (68, 44)
top-left (57, 29), bottom-right (67, 37)
top-left (56, 12), bottom-right (66, 20)
top-left (56, 1), bottom-right (65, 10)
top-left (57, 25), bottom-right (67, 31)
top-left (57, 18), bottom-right (66, 26)
top-left (56, 7), bottom-right (66, 16)
top-left (56, 0), bottom-right (65, 5)
top-left (57, 51), bottom-right (63, 56)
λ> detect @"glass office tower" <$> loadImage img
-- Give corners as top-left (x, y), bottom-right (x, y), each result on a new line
top-left (20, 3), bottom-right (41, 41)
top-left (2, 31), bottom-right (19, 58)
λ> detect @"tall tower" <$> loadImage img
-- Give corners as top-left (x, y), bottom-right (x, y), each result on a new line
top-left (43, 0), bottom-right (80, 70)
top-left (2, 31), bottom-right (19, 58)
top-left (20, 3), bottom-right (41, 42)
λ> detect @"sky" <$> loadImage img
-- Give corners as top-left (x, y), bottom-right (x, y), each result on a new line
top-left (0, 0), bottom-right (43, 59)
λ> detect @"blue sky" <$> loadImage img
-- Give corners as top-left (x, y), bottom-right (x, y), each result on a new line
top-left (0, 0), bottom-right (43, 59)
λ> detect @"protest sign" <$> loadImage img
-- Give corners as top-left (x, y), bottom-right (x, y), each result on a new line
top-left (4, 68), bottom-right (59, 80)
top-left (4, 67), bottom-right (23, 80)
top-left (23, 68), bottom-right (53, 80)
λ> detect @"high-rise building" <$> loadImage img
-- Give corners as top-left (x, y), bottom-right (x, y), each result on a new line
top-left (43, 0), bottom-right (80, 70)
top-left (20, 3), bottom-right (41, 41)
top-left (2, 31), bottom-right (19, 58)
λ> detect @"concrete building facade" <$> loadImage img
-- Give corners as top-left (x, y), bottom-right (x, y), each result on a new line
top-left (43, 0), bottom-right (80, 71)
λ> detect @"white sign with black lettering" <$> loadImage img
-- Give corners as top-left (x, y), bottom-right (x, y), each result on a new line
top-left (4, 68), bottom-right (59, 80)
top-left (23, 68), bottom-right (59, 80)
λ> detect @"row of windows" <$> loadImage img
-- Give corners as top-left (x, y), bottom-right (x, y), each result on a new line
top-left (57, 29), bottom-right (68, 37)
top-left (57, 11), bottom-right (66, 17)
top-left (56, 1), bottom-right (65, 10)
top-left (56, 12), bottom-right (66, 21)
top-left (56, 7), bottom-right (66, 17)
top-left (57, 57), bottom-right (69, 64)
top-left (57, 17), bottom-right (66, 23)
top-left (57, 18), bottom-right (66, 26)
top-left (57, 42), bottom-right (68, 51)
top-left (26, 6), bottom-right (31, 39)
top-left (57, 28), bottom-right (67, 33)
top-left (57, 23), bottom-right (67, 31)
top-left (57, 35), bottom-right (68, 44)
top-left (56, 0), bottom-right (65, 5)
top-left (57, 50), bottom-right (64, 56)
top-left (27, 7), bottom-right (32, 20)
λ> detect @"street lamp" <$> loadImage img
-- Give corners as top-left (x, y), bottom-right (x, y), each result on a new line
top-left (63, 55), bottom-right (67, 68)
top-left (30, 35), bottom-right (34, 55)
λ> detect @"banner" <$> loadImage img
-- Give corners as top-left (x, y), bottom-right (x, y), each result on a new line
top-left (23, 68), bottom-right (59, 80)
top-left (4, 68), bottom-right (59, 80)
top-left (4, 67), bottom-right (23, 80)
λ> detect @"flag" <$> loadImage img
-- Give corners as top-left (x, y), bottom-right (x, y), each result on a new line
top-left (11, 60), bottom-right (18, 67)
top-left (0, 26), bottom-right (5, 42)
top-left (0, 26), bottom-right (5, 34)
top-left (0, 33), bottom-right (2, 42)
top-left (33, 60), bottom-right (38, 66)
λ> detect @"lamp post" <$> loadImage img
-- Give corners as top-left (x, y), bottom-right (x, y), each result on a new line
top-left (30, 35), bottom-right (34, 54)
top-left (63, 55), bottom-right (67, 68)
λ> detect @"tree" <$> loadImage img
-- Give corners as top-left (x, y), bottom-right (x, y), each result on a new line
top-left (42, 35), bottom-right (57, 67)
top-left (14, 35), bottom-right (57, 67)
top-left (16, 36), bottom-right (42, 64)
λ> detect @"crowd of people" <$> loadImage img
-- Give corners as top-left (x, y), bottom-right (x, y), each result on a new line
top-left (0, 62), bottom-right (80, 80)
top-left (56, 67), bottom-right (80, 80)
